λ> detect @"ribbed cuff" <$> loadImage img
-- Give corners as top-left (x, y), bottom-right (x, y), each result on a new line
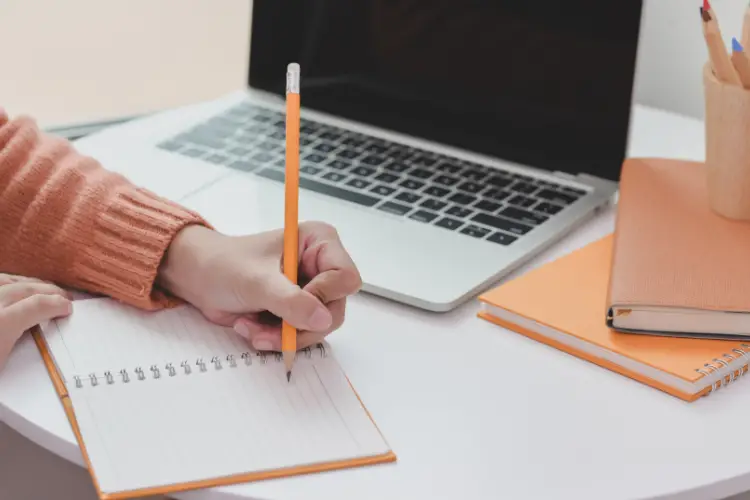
top-left (74, 187), bottom-right (210, 310)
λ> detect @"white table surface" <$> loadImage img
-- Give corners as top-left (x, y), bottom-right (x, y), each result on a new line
top-left (4, 103), bottom-right (748, 500)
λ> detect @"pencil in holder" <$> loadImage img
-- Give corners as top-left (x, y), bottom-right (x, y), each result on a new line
top-left (704, 63), bottom-right (750, 220)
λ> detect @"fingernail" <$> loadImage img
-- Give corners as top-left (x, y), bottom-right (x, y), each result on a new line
top-left (253, 339), bottom-right (274, 351)
top-left (233, 321), bottom-right (250, 339)
top-left (309, 306), bottom-right (332, 330)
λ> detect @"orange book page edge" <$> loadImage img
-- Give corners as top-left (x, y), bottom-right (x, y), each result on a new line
top-left (30, 327), bottom-right (396, 500)
top-left (475, 312), bottom-right (709, 403)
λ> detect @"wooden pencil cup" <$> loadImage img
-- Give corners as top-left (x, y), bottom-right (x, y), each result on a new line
top-left (704, 63), bottom-right (750, 220)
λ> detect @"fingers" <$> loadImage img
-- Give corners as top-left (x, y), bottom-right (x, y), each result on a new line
top-left (298, 222), bottom-right (362, 304)
top-left (233, 298), bottom-right (346, 352)
top-left (0, 273), bottom-right (46, 286)
top-left (259, 272), bottom-right (332, 331)
top-left (0, 282), bottom-right (70, 307)
top-left (0, 294), bottom-right (72, 338)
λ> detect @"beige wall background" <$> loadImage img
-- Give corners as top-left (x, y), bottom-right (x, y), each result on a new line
top-left (0, 0), bottom-right (252, 128)
top-left (0, 0), bottom-right (744, 125)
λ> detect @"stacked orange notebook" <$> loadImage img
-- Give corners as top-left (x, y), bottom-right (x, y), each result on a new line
top-left (478, 158), bottom-right (750, 402)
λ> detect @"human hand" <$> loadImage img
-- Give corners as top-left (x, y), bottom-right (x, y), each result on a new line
top-left (157, 221), bottom-right (362, 352)
top-left (0, 274), bottom-right (72, 371)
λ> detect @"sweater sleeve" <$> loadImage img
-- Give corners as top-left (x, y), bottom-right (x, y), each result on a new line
top-left (0, 108), bottom-right (210, 310)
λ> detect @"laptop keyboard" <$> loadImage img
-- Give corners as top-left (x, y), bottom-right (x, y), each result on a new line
top-left (157, 102), bottom-right (588, 246)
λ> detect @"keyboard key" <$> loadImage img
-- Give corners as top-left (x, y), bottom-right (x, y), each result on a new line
top-left (460, 225), bottom-right (491, 238)
top-left (371, 185), bottom-right (397, 196)
top-left (421, 199), bottom-right (448, 211)
top-left (258, 142), bottom-right (280, 152)
top-left (269, 131), bottom-right (285, 140)
top-left (362, 155), bottom-right (386, 166)
top-left (435, 217), bottom-right (463, 230)
top-left (409, 210), bottom-right (438, 223)
top-left (273, 159), bottom-right (286, 169)
top-left (301, 165), bottom-right (322, 175)
top-left (536, 188), bottom-right (578, 205)
top-left (488, 176), bottom-right (513, 188)
top-left (314, 142), bottom-right (336, 153)
top-left (378, 201), bottom-right (411, 216)
top-left (385, 162), bottom-right (409, 173)
top-left (424, 186), bottom-right (450, 198)
top-left (508, 195), bottom-right (536, 208)
top-left (347, 178), bottom-right (371, 190)
top-left (412, 155), bottom-right (437, 167)
top-left (300, 137), bottom-right (314, 146)
top-left (435, 175), bottom-right (459, 186)
top-left (396, 192), bottom-right (422, 204)
top-left (534, 202), bottom-right (563, 215)
top-left (448, 193), bottom-right (476, 205)
top-left (329, 159), bottom-right (351, 170)
top-left (304, 153), bottom-right (326, 163)
top-left (352, 166), bottom-right (376, 177)
top-left (400, 179), bottom-right (425, 190)
top-left (230, 146), bottom-right (252, 157)
top-left (322, 172), bottom-right (347, 183)
top-left (180, 147), bottom-right (205, 158)
top-left (375, 172), bottom-right (399, 183)
top-left (475, 200), bottom-right (502, 213)
top-left (511, 182), bottom-right (538, 195)
top-left (512, 173), bottom-right (533, 182)
top-left (256, 168), bottom-right (379, 207)
top-left (436, 162), bottom-right (462, 174)
top-left (409, 168), bottom-right (433, 179)
top-left (159, 140), bottom-right (183, 151)
top-left (342, 137), bottom-right (365, 147)
top-left (319, 131), bottom-right (341, 141)
top-left (463, 169), bottom-right (487, 182)
top-left (206, 153), bottom-right (235, 165)
top-left (471, 213), bottom-right (532, 235)
top-left (364, 143), bottom-right (388, 154)
top-left (182, 135), bottom-right (225, 150)
top-left (488, 232), bottom-right (518, 245)
top-left (457, 182), bottom-right (483, 194)
top-left (499, 206), bottom-right (548, 226)
top-left (447, 206), bottom-right (472, 218)
top-left (485, 189), bottom-right (511, 201)
top-left (229, 160), bottom-right (257, 171)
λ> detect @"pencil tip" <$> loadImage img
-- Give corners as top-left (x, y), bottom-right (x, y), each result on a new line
top-left (286, 371), bottom-right (291, 382)
top-left (703, 0), bottom-right (711, 12)
top-left (701, 6), bottom-right (711, 22)
top-left (734, 37), bottom-right (744, 53)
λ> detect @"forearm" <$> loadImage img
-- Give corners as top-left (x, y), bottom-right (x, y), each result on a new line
top-left (0, 108), bottom-right (208, 309)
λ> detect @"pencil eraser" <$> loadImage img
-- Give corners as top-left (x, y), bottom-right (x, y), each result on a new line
top-left (734, 37), bottom-right (744, 53)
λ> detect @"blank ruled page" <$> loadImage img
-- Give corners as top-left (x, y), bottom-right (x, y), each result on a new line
top-left (40, 299), bottom-right (392, 496)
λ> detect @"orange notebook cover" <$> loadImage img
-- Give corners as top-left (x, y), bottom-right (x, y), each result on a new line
top-left (607, 157), bottom-right (750, 339)
top-left (33, 299), bottom-right (395, 500)
top-left (478, 234), bottom-right (750, 402)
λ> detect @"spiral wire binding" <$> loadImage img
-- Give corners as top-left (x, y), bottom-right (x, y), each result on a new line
top-left (71, 343), bottom-right (328, 389)
top-left (695, 343), bottom-right (750, 395)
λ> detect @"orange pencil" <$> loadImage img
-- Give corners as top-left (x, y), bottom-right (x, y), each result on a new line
top-left (282, 62), bottom-right (300, 382)
top-left (701, 2), bottom-right (741, 85)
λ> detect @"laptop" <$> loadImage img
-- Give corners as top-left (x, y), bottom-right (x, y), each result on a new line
top-left (72, 0), bottom-right (644, 312)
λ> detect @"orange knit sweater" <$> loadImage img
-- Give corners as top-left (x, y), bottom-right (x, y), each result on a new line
top-left (0, 108), bottom-right (208, 310)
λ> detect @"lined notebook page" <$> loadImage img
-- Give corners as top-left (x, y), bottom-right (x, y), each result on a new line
top-left (41, 299), bottom-right (391, 495)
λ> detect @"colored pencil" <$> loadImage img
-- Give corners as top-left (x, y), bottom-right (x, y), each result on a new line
top-left (731, 38), bottom-right (750, 88)
top-left (282, 62), bottom-right (301, 382)
top-left (701, 3), bottom-right (741, 85)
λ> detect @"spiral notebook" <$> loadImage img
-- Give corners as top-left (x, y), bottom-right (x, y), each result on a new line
top-left (32, 298), bottom-right (395, 500)
top-left (478, 234), bottom-right (750, 402)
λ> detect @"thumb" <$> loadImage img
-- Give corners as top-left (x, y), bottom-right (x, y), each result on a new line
top-left (261, 273), bottom-right (333, 332)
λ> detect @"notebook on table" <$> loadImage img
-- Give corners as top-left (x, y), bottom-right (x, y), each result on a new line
top-left (477, 234), bottom-right (750, 402)
top-left (32, 298), bottom-right (395, 500)
top-left (606, 157), bottom-right (750, 339)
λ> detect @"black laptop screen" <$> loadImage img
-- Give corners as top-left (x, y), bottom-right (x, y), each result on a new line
top-left (248, 0), bottom-right (643, 181)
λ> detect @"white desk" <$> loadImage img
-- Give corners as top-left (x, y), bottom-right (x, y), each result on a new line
top-left (3, 104), bottom-right (747, 500)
